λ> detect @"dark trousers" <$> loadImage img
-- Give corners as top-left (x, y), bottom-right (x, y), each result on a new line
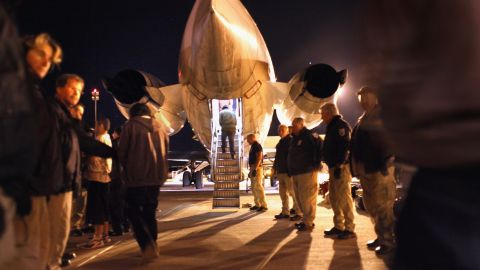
top-left (126, 186), bottom-right (160, 252)
top-left (109, 179), bottom-right (126, 233)
top-left (221, 129), bottom-right (235, 158)
top-left (394, 168), bottom-right (480, 270)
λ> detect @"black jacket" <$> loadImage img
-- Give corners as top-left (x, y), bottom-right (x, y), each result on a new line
top-left (0, 7), bottom-right (42, 215)
top-left (323, 115), bottom-right (351, 168)
top-left (50, 98), bottom-right (115, 194)
top-left (351, 107), bottom-right (394, 175)
top-left (288, 127), bottom-right (321, 176)
top-left (273, 135), bottom-right (291, 174)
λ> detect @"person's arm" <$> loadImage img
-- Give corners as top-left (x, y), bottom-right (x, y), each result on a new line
top-left (74, 123), bottom-right (114, 158)
top-left (335, 123), bottom-right (351, 166)
top-left (117, 124), bottom-right (130, 168)
top-left (254, 151), bottom-right (263, 170)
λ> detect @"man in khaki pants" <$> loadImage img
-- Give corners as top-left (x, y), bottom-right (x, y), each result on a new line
top-left (287, 118), bottom-right (322, 231)
top-left (321, 103), bottom-right (356, 239)
top-left (273, 125), bottom-right (301, 220)
top-left (247, 134), bottom-right (268, 211)
top-left (351, 87), bottom-right (396, 255)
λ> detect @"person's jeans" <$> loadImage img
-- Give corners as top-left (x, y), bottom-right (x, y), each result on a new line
top-left (126, 186), bottom-right (160, 252)
top-left (221, 129), bottom-right (236, 158)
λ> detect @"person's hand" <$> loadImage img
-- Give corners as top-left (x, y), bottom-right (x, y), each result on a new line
top-left (333, 167), bottom-right (341, 179)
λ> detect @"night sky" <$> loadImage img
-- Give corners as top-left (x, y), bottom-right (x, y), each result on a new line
top-left (14, 0), bottom-right (362, 151)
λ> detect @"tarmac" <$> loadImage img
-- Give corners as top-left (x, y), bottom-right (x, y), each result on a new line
top-left (65, 179), bottom-right (391, 270)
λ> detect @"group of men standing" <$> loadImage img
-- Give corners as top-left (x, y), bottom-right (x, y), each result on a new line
top-left (243, 87), bottom-right (397, 256)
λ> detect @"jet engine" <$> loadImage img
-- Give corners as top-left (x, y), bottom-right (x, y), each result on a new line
top-left (104, 69), bottom-right (186, 135)
top-left (275, 64), bottom-right (347, 129)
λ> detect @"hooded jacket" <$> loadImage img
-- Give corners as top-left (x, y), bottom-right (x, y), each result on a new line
top-left (118, 116), bottom-right (169, 188)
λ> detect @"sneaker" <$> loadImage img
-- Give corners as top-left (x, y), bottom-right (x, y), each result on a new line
top-left (257, 206), bottom-right (268, 212)
top-left (367, 239), bottom-right (380, 250)
top-left (289, 209), bottom-right (296, 215)
top-left (62, 252), bottom-right (76, 260)
top-left (290, 215), bottom-right (302, 221)
top-left (103, 235), bottom-right (112, 243)
top-left (250, 206), bottom-right (259, 211)
top-left (338, 230), bottom-right (356, 239)
top-left (141, 244), bottom-right (159, 264)
top-left (83, 239), bottom-right (104, 249)
top-left (274, 213), bottom-right (290, 219)
top-left (324, 227), bottom-right (344, 237)
top-left (375, 245), bottom-right (394, 256)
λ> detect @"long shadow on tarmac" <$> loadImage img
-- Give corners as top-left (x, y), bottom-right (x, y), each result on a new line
top-left (328, 238), bottom-right (362, 270)
top-left (157, 211), bottom-right (237, 232)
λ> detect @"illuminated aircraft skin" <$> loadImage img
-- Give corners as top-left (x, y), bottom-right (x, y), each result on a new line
top-left (106, 0), bottom-right (345, 150)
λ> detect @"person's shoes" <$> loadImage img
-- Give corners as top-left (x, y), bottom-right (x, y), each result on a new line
top-left (231, 153), bottom-right (236, 159)
top-left (103, 235), bottom-right (112, 243)
top-left (375, 245), bottom-right (394, 256)
top-left (294, 222), bottom-right (304, 228)
top-left (83, 238), bottom-right (104, 249)
top-left (62, 252), bottom-right (76, 260)
top-left (70, 229), bottom-right (84, 237)
top-left (296, 223), bottom-right (314, 231)
top-left (367, 239), bottom-right (380, 250)
top-left (141, 244), bottom-right (159, 264)
top-left (324, 227), bottom-right (344, 237)
top-left (290, 215), bottom-right (302, 221)
top-left (60, 257), bottom-right (72, 267)
top-left (338, 230), bottom-right (357, 239)
top-left (109, 230), bottom-right (124, 237)
top-left (274, 213), bottom-right (290, 219)
top-left (257, 206), bottom-right (268, 212)
top-left (290, 208), bottom-right (296, 215)
top-left (250, 206), bottom-right (259, 211)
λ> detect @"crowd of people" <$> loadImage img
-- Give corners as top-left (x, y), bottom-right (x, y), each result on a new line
top-left (2, 1), bottom-right (480, 269)
top-left (244, 87), bottom-right (396, 257)
top-left (0, 4), bottom-right (169, 269)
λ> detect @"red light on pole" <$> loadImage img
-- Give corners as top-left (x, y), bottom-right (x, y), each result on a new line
top-left (91, 88), bottom-right (100, 136)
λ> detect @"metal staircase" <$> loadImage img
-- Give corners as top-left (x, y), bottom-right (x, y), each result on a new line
top-left (211, 99), bottom-right (243, 208)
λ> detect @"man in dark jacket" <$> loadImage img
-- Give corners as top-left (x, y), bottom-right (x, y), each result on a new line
top-left (118, 103), bottom-right (169, 262)
top-left (321, 103), bottom-right (355, 239)
top-left (288, 118), bottom-right (321, 231)
top-left (273, 125), bottom-right (301, 219)
top-left (50, 73), bottom-right (115, 268)
top-left (351, 87), bottom-right (396, 255)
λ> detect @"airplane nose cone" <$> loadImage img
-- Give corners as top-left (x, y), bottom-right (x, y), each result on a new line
top-left (179, 0), bottom-right (274, 99)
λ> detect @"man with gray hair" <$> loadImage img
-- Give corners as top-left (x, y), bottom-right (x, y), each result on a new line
top-left (321, 103), bottom-right (355, 239)
top-left (287, 117), bottom-right (322, 231)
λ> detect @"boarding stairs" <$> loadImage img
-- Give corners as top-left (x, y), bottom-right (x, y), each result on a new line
top-left (210, 100), bottom-right (243, 208)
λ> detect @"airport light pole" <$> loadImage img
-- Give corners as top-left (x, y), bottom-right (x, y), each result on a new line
top-left (91, 88), bottom-right (100, 136)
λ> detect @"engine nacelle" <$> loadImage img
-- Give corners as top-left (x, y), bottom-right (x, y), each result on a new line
top-left (103, 69), bottom-right (186, 135)
top-left (275, 64), bottom-right (347, 129)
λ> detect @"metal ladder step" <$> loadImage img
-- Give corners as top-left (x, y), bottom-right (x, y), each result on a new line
top-left (214, 174), bottom-right (240, 181)
top-left (214, 181), bottom-right (239, 190)
top-left (213, 190), bottom-right (239, 198)
top-left (217, 160), bottom-right (238, 166)
top-left (213, 198), bottom-right (240, 208)
top-left (215, 167), bottom-right (239, 174)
